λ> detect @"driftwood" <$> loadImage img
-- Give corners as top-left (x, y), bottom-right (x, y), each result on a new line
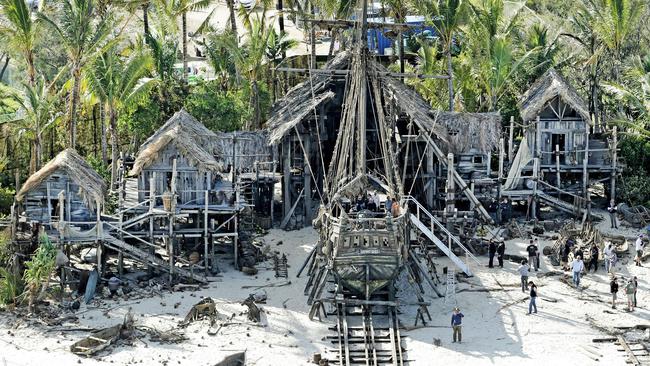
top-left (70, 312), bottom-right (134, 357)
top-left (181, 298), bottom-right (218, 327)
top-left (242, 295), bottom-right (261, 323)
top-left (497, 297), bottom-right (528, 313)
top-left (215, 351), bottom-right (246, 366)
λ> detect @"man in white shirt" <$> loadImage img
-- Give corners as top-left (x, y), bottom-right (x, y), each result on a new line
top-left (571, 256), bottom-right (585, 288)
top-left (603, 243), bottom-right (615, 272)
top-left (635, 234), bottom-right (646, 267)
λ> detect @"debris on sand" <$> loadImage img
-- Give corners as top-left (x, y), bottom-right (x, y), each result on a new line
top-left (181, 298), bottom-right (218, 327)
top-left (70, 311), bottom-right (134, 357)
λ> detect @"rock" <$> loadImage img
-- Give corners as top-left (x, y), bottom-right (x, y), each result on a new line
top-left (433, 338), bottom-right (442, 346)
top-left (242, 266), bottom-right (258, 275)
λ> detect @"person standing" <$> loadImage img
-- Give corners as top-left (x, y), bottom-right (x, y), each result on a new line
top-left (610, 276), bottom-right (619, 309)
top-left (635, 234), bottom-right (645, 267)
top-left (526, 240), bottom-right (538, 271)
top-left (608, 200), bottom-right (618, 229)
top-left (451, 307), bottom-right (464, 343)
top-left (518, 260), bottom-right (530, 292)
top-left (561, 240), bottom-right (571, 271)
top-left (385, 196), bottom-right (392, 213)
top-left (496, 240), bottom-right (506, 268)
top-left (625, 279), bottom-right (636, 311)
top-left (534, 238), bottom-right (541, 270)
top-left (587, 244), bottom-right (599, 273)
top-left (488, 240), bottom-right (497, 268)
top-left (604, 243), bottom-right (614, 273)
top-left (571, 256), bottom-right (585, 288)
top-left (528, 281), bottom-right (538, 314)
top-left (373, 192), bottom-right (381, 212)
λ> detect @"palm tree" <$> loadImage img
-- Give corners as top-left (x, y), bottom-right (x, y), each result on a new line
top-left (87, 47), bottom-right (155, 188)
top-left (265, 28), bottom-right (298, 100)
top-left (153, 0), bottom-right (212, 81)
top-left (0, 77), bottom-right (60, 174)
top-left (415, 0), bottom-right (468, 110)
top-left (0, 0), bottom-right (39, 86)
top-left (39, 0), bottom-right (114, 148)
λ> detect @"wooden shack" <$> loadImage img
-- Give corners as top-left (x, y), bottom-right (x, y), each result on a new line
top-left (14, 148), bottom-right (106, 229)
top-left (130, 109), bottom-right (224, 207)
top-left (503, 68), bottom-right (620, 218)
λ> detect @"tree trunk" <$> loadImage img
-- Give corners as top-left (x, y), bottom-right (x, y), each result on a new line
top-left (251, 80), bottom-right (260, 130)
top-left (398, 31), bottom-right (405, 74)
top-left (34, 134), bottom-right (42, 172)
top-left (143, 3), bottom-right (150, 36)
top-left (101, 104), bottom-right (108, 164)
top-left (327, 29), bottom-right (338, 58)
top-left (310, 2), bottom-right (316, 69)
top-left (67, 66), bottom-right (82, 148)
top-left (0, 54), bottom-right (9, 81)
top-left (182, 12), bottom-right (188, 81)
top-left (446, 50), bottom-right (454, 111)
top-left (26, 50), bottom-right (35, 86)
top-left (109, 108), bottom-right (119, 189)
top-left (92, 103), bottom-right (98, 158)
top-left (227, 0), bottom-right (238, 39)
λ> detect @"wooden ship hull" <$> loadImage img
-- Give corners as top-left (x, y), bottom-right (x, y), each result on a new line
top-left (319, 208), bottom-right (409, 298)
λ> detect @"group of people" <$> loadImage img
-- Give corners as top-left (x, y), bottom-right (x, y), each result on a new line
top-left (610, 276), bottom-right (639, 311)
top-left (487, 239), bottom-right (506, 268)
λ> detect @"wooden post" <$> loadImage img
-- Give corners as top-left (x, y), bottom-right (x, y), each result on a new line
top-left (532, 158), bottom-right (539, 221)
top-left (426, 149), bottom-right (434, 208)
top-left (234, 214), bottom-right (239, 270)
top-left (555, 144), bottom-right (561, 188)
top-left (118, 169), bottom-right (125, 276)
top-left (610, 126), bottom-right (618, 202)
top-left (46, 182), bottom-right (52, 223)
top-left (497, 138), bottom-right (505, 221)
top-left (486, 151), bottom-right (492, 177)
top-left (148, 174), bottom-right (155, 276)
top-left (271, 159), bottom-right (276, 227)
top-left (535, 116), bottom-right (542, 159)
top-left (204, 190), bottom-right (209, 275)
top-left (583, 119), bottom-right (591, 219)
top-left (508, 116), bottom-right (514, 161)
top-left (303, 135), bottom-right (312, 225)
top-left (283, 139), bottom-right (291, 221)
top-left (65, 181), bottom-right (71, 223)
top-left (232, 135), bottom-right (237, 189)
top-left (445, 153), bottom-right (455, 214)
top-left (469, 181), bottom-right (475, 210)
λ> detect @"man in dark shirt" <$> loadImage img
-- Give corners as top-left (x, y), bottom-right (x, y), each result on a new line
top-left (496, 240), bottom-right (506, 268)
top-left (451, 307), bottom-right (464, 343)
top-left (587, 244), bottom-right (599, 272)
top-left (610, 277), bottom-right (619, 309)
top-left (526, 240), bottom-right (538, 271)
top-left (561, 241), bottom-right (571, 270)
top-left (488, 240), bottom-right (497, 268)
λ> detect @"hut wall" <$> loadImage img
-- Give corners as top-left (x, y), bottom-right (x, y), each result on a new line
top-left (22, 168), bottom-right (97, 223)
top-left (136, 144), bottom-right (211, 205)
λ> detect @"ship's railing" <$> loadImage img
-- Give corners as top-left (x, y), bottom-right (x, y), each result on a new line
top-left (402, 195), bottom-right (480, 266)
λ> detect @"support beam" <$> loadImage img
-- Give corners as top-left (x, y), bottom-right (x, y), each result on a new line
top-left (610, 126), bottom-right (617, 202)
top-left (283, 139), bottom-right (292, 220)
top-left (303, 135), bottom-right (312, 224)
top-left (555, 144), bottom-right (561, 189)
top-left (508, 116), bottom-right (514, 162)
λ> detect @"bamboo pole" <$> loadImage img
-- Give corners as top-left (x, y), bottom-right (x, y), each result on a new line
top-left (610, 126), bottom-right (617, 202)
top-left (303, 135), bottom-right (312, 224)
top-left (148, 174), bottom-right (155, 276)
top-left (204, 190), bottom-right (209, 275)
top-left (555, 144), bottom-right (561, 189)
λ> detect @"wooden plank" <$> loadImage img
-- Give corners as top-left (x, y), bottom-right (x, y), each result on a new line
top-left (617, 335), bottom-right (641, 366)
top-left (280, 188), bottom-right (304, 230)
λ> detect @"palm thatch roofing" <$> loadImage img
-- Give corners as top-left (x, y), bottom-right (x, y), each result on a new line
top-left (214, 131), bottom-right (273, 170)
top-left (15, 149), bottom-right (106, 206)
top-left (130, 109), bottom-right (223, 176)
top-left (519, 68), bottom-right (590, 122)
top-left (429, 111), bottom-right (501, 155)
top-left (266, 51), bottom-right (351, 145)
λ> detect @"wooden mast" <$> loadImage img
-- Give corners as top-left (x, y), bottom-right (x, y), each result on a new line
top-left (356, 0), bottom-right (369, 174)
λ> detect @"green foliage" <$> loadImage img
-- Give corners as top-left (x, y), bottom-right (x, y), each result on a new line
top-left (184, 81), bottom-right (249, 132)
top-left (619, 174), bottom-right (650, 206)
top-left (86, 155), bottom-right (110, 183)
top-left (0, 268), bottom-right (23, 307)
top-left (0, 185), bottom-right (14, 216)
top-left (21, 234), bottom-right (57, 308)
top-left (619, 136), bottom-right (650, 174)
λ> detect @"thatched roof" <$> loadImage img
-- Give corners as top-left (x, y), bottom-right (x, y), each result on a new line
top-left (428, 111), bottom-right (501, 155)
top-left (130, 109), bottom-right (223, 176)
top-left (214, 131), bottom-right (273, 170)
top-left (266, 51), bottom-right (351, 145)
top-left (15, 149), bottom-right (106, 206)
top-left (519, 68), bottom-right (590, 122)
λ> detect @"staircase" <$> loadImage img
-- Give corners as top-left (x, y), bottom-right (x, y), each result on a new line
top-left (403, 196), bottom-right (480, 276)
top-left (101, 232), bottom-right (207, 283)
top-left (538, 192), bottom-right (586, 217)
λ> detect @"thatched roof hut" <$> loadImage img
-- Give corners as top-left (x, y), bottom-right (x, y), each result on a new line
top-left (130, 109), bottom-right (223, 176)
top-left (15, 148), bottom-right (106, 207)
top-left (266, 51), bottom-right (351, 145)
top-left (519, 68), bottom-right (590, 122)
top-left (428, 111), bottom-right (501, 155)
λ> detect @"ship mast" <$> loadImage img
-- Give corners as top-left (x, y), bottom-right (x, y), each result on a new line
top-left (356, 0), bottom-right (369, 174)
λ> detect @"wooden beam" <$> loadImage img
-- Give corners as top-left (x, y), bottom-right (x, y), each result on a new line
top-left (508, 116), bottom-right (514, 161)
top-left (275, 67), bottom-right (449, 80)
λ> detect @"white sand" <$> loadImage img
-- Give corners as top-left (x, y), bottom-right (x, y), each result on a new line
top-left (0, 218), bottom-right (647, 365)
